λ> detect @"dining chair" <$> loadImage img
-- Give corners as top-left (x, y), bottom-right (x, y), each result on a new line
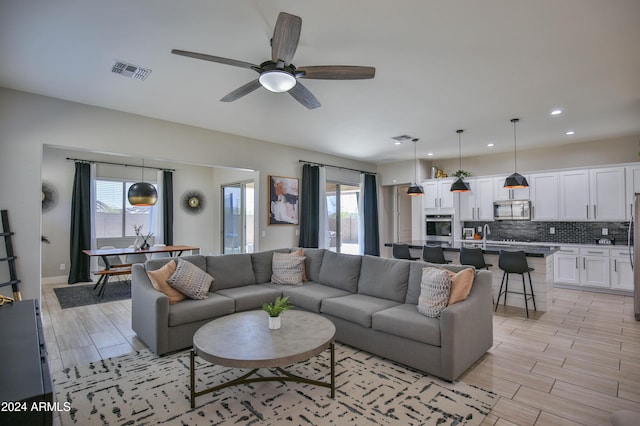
top-left (126, 245), bottom-right (148, 264)
top-left (150, 243), bottom-right (171, 259)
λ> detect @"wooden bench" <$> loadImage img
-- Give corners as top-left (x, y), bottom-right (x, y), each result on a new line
top-left (93, 265), bottom-right (132, 297)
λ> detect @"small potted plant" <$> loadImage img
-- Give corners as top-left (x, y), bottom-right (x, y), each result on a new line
top-left (452, 169), bottom-right (471, 178)
top-left (262, 296), bottom-right (291, 329)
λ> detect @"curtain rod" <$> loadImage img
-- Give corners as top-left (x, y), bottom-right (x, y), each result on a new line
top-left (66, 157), bottom-right (175, 172)
top-left (298, 160), bottom-right (376, 175)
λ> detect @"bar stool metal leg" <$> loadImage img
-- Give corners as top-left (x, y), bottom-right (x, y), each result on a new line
top-left (521, 274), bottom-right (529, 317)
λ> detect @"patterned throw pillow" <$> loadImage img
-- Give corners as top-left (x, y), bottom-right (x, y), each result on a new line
top-left (271, 252), bottom-right (306, 285)
top-left (417, 267), bottom-right (451, 318)
top-left (167, 259), bottom-right (213, 300)
top-left (147, 260), bottom-right (187, 304)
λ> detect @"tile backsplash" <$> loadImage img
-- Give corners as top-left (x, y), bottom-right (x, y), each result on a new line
top-left (463, 220), bottom-right (632, 245)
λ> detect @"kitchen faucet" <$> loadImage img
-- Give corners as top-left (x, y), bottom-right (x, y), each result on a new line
top-left (482, 224), bottom-right (491, 248)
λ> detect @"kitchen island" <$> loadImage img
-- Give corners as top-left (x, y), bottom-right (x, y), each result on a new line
top-left (385, 241), bottom-right (559, 312)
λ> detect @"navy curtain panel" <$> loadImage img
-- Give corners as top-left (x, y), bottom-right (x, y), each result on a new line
top-left (298, 164), bottom-right (320, 247)
top-left (162, 170), bottom-right (174, 245)
top-left (68, 162), bottom-right (92, 284)
top-left (363, 173), bottom-right (380, 256)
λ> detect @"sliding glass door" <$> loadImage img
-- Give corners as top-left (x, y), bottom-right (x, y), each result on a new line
top-left (326, 182), bottom-right (360, 254)
top-left (222, 181), bottom-right (254, 254)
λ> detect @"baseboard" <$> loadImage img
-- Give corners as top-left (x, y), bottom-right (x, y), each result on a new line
top-left (42, 275), bottom-right (68, 285)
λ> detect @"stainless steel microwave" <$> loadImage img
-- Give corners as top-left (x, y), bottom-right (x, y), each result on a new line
top-left (493, 200), bottom-right (531, 220)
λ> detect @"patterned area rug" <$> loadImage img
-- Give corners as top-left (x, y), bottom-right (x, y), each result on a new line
top-left (54, 280), bottom-right (131, 309)
top-left (53, 344), bottom-right (496, 425)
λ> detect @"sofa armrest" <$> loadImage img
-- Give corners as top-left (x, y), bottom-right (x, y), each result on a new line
top-left (439, 270), bottom-right (493, 380)
top-left (131, 263), bottom-right (170, 355)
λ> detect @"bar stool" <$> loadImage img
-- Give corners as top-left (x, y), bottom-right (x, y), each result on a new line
top-left (422, 245), bottom-right (452, 264)
top-left (392, 243), bottom-right (419, 260)
top-left (495, 250), bottom-right (536, 317)
top-left (459, 247), bottom-right (493, 270)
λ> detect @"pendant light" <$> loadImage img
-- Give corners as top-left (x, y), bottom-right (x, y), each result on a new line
top-left (504, 118), bottom-right (529, 188)
top-left (128, 159), bottom-right (158, 206)
top-left (450, 129), bottom-right (471, 192)
top-left (407, 138), bottom-right (424, 196)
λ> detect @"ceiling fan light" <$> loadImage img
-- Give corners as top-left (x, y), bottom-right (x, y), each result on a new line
top-left (504, 172), bottom-right (529, 189)
top-left (259, 70), bottom-right (297, 92)
top-left (128, 182), bottom-right (158, 206)
top-left (450, 177), bottom-right (471, 192)
top-left (407, 184), bottom-right (424, 196)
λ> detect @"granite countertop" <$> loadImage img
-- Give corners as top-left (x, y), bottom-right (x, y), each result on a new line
top-left (386, 240), bottom-right (560, 257)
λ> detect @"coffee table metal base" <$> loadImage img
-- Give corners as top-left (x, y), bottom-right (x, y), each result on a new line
top-left (190, 342), bottom-right (335, 408)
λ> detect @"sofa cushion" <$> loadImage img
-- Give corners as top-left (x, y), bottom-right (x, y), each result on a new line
top-left (321, 294), bottom-right (399, 328)
top-left (357, 256), bottom-right (409, 303)
top-left (271, 252), bottom-right (306, 284)
top-left (215, 284), bottom-right (282, 312)
top-left (283, 283), bottom-right (352, 313)
top-left (405, 261), bottom-right (425, 304)
top-left (207, 253), bottom-right (256, 290)
top-left (167, 259), bottom-right (213, 300)
top-left (145, 254), bottom-right (206, 272)
top-left (147, 259), bottom-right (186, 304)
top-left (168, 293), bottom-right (235, 326)
top-left (372, 304), bottom-right (441, 346)
top-left (444, 267), bottom-right (475, 305)
top-left (318, 251), bottom-right (361, 293)
top-left (300, 248), bottom-right (325, 282)
top-left (417, 267), bottom-right (451, 318)
top-left (251, 249), bottom-right (290, 284)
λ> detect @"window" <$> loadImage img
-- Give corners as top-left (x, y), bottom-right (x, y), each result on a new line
top-left (95, 179), bottom-right (154, 238)
top-left (221, 181), bottom-right (255, 254)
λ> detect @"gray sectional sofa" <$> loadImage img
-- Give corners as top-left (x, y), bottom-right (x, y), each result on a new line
top-left (131, 248), bottom-right (493, 381)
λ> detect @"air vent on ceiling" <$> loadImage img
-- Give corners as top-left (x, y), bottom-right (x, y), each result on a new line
top-left (111, 60), bottom-right (151, 80)
top-left (391, 134), bottom-right (413, 142)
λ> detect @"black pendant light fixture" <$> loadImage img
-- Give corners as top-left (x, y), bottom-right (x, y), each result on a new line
top-left (407, 138), bottom-right (424, 196)
top-left (128, 159), bottom-right (158, 206)
top-left (504, 118), bottom-right (529, 188)
top-left (450, 129), bottom-right (471, 192)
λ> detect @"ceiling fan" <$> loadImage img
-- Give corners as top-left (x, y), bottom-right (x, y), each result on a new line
top-left (171, 12), bottom-right (375, 109)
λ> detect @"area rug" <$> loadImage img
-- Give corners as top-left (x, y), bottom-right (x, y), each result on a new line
top-left (54, 280), bottom-right (131, 309)
top-left (53, 343), bottom-right (497, 425)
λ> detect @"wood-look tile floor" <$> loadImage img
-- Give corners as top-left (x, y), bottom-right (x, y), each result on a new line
top-left (41, 280), bottom-right (640, 425)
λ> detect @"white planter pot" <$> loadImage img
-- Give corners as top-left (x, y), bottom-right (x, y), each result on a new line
top-left (268, 316), bottom-right (281, 330)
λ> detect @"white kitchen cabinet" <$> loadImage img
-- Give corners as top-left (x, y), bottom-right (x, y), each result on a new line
top-left (590, 167), bottom-right (626, 221)
top-left (580, 247), bottom-right (610, 288)
top-left (529, 173), bottom-right (559, 221)
top-left (493, 175), bottom-right (530, 201)
top-left (559, 170), bottom-right (590, 220)
top-left (610, 248), bottom-right (634, 291)
top-left (558, 167), bottom-right (626, 221)
top-left (459, 177), bottom-right (494, 221)
top-left (625, 165), bottom-right (640, 219)
top-left (554, 247), bottom-right (580, 285)
top-left (423, 178), bottom-right (454, 213)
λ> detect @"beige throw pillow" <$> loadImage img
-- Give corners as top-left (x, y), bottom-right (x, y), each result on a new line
top-left (167, 259), bottom-right (213, 300)
top-left (417, 267), bottom-right (451, 318)
top-left (443, 267), bottom-right (475, 305)
top-left (271, 252), bottom-right (306, 285)
top-left (147, 260), bottom-right (186, 304)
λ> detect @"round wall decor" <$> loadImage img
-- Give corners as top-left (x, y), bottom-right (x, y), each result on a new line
top-left (42, 181), bottom-right (58, 212)
top-left (182, 190), bottom-right (205, 214)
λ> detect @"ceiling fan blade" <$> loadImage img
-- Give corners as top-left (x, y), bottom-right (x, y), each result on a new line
top-left (171, 49), bottom-right (258, 71)
top-left (220, 79), bottom-right (262, 102)
top-left (288, 82), bottom-right (321, 109)
top-left (297, 65), bottom-right (376, 80)
top-left (271, 12), bottom-right (302, 65)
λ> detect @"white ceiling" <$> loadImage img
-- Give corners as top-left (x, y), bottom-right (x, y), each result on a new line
top-left (1, 0), bottom-right (639, 164)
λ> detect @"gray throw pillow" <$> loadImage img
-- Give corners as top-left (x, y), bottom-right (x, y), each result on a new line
top-left (167, 258), bottom-right (213, 300)
top-left (417, 267), bottom-right (451, 318)
top-left (271, 252), bottom-right (305, 285)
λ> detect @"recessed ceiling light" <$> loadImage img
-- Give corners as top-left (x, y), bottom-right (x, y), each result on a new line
top-left (427, 153), bottom-right (434, 156)
top-left (394, 141), bottom-right (402, 145)
top-left (551, 109), bottom-right (563, 116)
top-left (565, 130), bottom-right (576, 135)
top-left (487, 143), bottom-right (495, 147)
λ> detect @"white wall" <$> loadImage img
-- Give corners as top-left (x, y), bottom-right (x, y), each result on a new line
top-left (0, 88), bottom-right (376, 300)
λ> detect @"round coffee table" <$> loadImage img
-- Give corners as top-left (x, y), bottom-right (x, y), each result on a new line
top-left (190, 310), bottom-right (336, 408)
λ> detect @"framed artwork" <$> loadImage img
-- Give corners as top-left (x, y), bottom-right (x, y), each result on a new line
top-left (463, 228), bottom-right (475, 239)
top-left (268, 175), bottom-right (299, 225)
